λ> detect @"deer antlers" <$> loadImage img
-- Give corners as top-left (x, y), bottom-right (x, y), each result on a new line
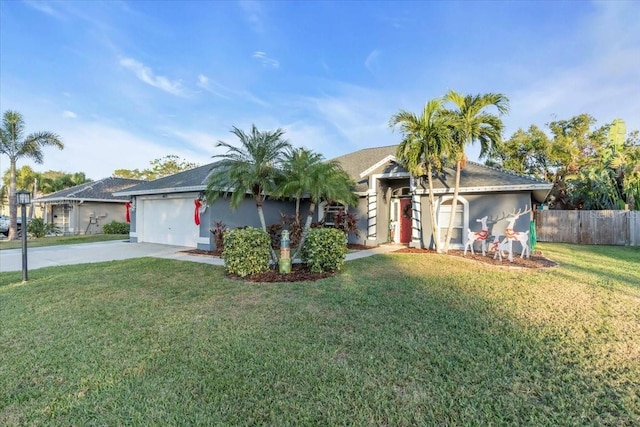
top-left (493, 205), bottom-right (532, 223)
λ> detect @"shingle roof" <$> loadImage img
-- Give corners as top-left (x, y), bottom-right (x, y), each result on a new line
top-left (114, 145), bottom-right (552, 198)
top-left (331, 144), bottom-right (552, 194)
top-left (34, 177), bottom-right (145, 203)
top-left (113, 163), bottom-right (216, 196)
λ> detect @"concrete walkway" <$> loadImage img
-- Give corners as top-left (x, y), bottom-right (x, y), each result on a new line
top-left (0, 240), bottom-right (403, 273)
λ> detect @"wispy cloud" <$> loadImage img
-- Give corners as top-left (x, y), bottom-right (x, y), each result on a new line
top-left (238, 1), bottom-right (265, 33)
top-left (62, 110), bottom-right (77, 119)
top-left (252, 51), bottom-right (279, 68)
top-left (365, 49), bottom-right (381, 74)
top-left (23, 0), bottom-right (67, 19)
top-left (119, 57), bottom-right (185, 96)
top-left (196, 73), bottom-right (267, 106)
top-left (196, 74), bottom-right (229, 99)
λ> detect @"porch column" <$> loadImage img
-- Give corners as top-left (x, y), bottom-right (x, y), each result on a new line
top-left (367, 189), bottom-right (377, 242)
top-left (410, 175), bottom-right (423, 248)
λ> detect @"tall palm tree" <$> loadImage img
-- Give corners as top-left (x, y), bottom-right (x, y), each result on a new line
top-left (280, 147), bottom-right (325, 221)
top-left (390, 99), bottom-right (455, 252)
top-left (441, 91), bottom-right (509, 252)
top-left (0, 110), bottom-right (63, 240)
top-left (280, 156), bottom-right (357, 259)
top-left (205, 125), bottom-right (291, 262)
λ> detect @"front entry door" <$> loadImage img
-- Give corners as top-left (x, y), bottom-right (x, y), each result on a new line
top-left (400, 198), bottom-right (412, 243)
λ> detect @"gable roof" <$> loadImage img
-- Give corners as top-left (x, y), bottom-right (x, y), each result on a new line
top-left (113, 144), bottom-right (553, 201)
top-left (113, 163), bottom-right (215, 196)
top-left (34, 177), bottom-right (145, 203)
top-left (331, 145), bottom-right (553, 200)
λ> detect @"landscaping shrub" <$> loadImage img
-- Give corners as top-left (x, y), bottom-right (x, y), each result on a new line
top-left (332, 209), bottom-right (361, 240)
top-left (102, 221), bottom-right (130, 234)
top-left (210, 220), bottom-right (227, 252)
top-left (222, 227), bottom-right (271, 277)
top-left (268, 213), bottom-right (302, 250)
top-left (301, 227), bottom-right (347, 273)
top-left (27, 217), bottom-right (60, 238)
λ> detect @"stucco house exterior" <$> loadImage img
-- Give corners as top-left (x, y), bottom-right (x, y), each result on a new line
top-left (33, 177), bottom-right (144, 235)
top-left (113, 164), bottom-right (300, 249)
top-left (115, 145), bottom-right (552, 251)
top-left (333, 145), bottom-right (553, 250)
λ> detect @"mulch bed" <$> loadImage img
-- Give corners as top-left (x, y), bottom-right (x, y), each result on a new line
top-left (182, 244), bottom-right (556, 283)
top-left (230, 263), bottom-right (336, 283)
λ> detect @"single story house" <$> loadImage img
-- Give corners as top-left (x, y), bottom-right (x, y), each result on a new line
top-left (33, 177), bottom-right (144, 235)
top-left (115, 145), bottom-right (552, 251)
top-left (332, 145), bottom-right (553, 249)
top-left (113, 164), bottom-right (299, 249)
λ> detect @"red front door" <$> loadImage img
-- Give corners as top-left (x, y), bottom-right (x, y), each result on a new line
top-left (400, 198), bottom-right (412, 243)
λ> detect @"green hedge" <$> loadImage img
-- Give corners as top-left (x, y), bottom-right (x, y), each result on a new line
top-left (222, 227), bottom-right (271, 277)
top-left (103, 221), bottom-right (130, 234)
top-left (301, 228), bottom-right (347, 273)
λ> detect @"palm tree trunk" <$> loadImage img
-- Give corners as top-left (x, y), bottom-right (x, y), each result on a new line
top-left (425, 164), bottom-right (442, 253)
top-left (292, 201), bottom-right (316, 260)
top-left (8, 159), bottom-right (18, 240)
top-left (443, 160), bottom-right (462, 252)
top-left (256, 197), bottom-right (279, 263)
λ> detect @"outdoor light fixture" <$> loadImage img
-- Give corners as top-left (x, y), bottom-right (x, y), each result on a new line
top-left (16, 189), bottom-right (30, 282)
top-left (16, 189), bottom-right (31, 205)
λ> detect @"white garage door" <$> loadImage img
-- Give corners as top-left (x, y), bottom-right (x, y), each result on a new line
top-left (140, 197), bottom-right (199, 247)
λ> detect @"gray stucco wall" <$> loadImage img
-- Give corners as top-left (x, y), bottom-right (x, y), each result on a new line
top-left (419, 191), bottom-right (533, 251)
top-left (202, 196), bottom-right (298, 250)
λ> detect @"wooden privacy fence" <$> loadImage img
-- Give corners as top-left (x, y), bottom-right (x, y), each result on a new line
top-left (534, 210), bottom-right (640, 246)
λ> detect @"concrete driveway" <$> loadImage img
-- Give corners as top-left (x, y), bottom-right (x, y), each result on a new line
top-left (0, 240), bottom-right (223, 273)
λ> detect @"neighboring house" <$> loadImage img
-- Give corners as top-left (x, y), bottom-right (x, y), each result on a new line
top-left (116, 145), bottom-right (552, 251)
top-left (33, 177), bottom-right (144, 235)
top-left (113, 164), bottom-right (300, 250)
top-left (332, 145), bottom-right (553, 250)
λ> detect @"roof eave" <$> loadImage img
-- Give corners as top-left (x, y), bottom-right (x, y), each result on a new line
top-left (414, 183), bottom-right (553, 195)
top-left (113, 185), bottom-right (207, 197)
top-left (33, 197), bottom-right (129, 203)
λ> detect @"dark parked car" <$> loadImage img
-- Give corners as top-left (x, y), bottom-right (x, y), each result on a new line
top-left (0, 215), bottom-right (9, 236)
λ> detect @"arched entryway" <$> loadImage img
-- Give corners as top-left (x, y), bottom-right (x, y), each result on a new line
top-left (437, 196), bottom-right (469, 249)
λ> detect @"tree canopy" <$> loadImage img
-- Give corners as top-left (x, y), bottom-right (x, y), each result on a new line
top-left (113, 155), bottom-right (198, 181)
top-left (488, 115), bottom-right (640, 210)
top-left (0, 110), bottom-right (63, 239)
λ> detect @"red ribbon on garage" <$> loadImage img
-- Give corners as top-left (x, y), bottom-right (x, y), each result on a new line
top-left (194, 199), bottom-right (202, 225)
top-left (125, 202), bottom-right (131, 223)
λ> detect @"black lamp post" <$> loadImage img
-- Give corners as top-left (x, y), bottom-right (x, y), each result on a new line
top-left (16, 189), bottom-right (30, 282)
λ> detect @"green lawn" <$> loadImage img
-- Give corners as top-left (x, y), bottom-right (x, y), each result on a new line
top-left (1, 243), bottom-right (639, 426)
top-left (0, 234), bottom-right (128, 250)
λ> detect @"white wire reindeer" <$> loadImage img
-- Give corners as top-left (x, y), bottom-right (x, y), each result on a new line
top-left (464, 216), bottom-right (490, 256)
top-left (503, 206), bottom-right (532, 261)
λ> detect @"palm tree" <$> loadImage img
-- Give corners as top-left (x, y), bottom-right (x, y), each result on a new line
top-left (280, 147), bottom-right (325, 221)
top-left (389, 99), bottom-right (455, 252)
top-left (204, 125), bottom-right (291, 262)
top-left (441, 91), bottom-right (509, 251)
top-left (279, 155), bottom-right (357, 259)
top-left (0, 110), bottom-right (63, 240)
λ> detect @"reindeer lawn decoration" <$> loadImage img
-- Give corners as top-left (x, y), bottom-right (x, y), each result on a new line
top-left (490, 236), bottom-right (512, 262)
top-left (498, 206), bottom-right (532, 262)
top-left (464, 216), bottom-right (489, 256)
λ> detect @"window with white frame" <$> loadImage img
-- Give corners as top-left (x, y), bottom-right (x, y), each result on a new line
top-left (437, 196), bottom-right (468, 248)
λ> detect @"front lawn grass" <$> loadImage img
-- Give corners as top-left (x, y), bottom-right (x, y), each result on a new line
top-left (0, 234), bottom-right (128, 250)
top-left (1, 243), bottom-right (638, 426)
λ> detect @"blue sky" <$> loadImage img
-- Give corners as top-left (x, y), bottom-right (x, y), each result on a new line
top-left (1, 0), bottom-right (639, 180)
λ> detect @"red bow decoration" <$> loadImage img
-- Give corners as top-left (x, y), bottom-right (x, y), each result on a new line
top-left (125, 202), bottom-right (131, 223)
top-left (194, 199), bottom-right (202, 225)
